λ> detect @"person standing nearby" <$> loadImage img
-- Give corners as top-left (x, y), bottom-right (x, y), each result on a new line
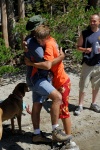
top-left (74, 14), bottom-right (100, 115)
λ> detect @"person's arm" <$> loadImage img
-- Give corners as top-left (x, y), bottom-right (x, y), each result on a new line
top-left (24, 57), bottom-right (52, 70)
top-left (23, 41), bottom-right (28, 52)
top-left (52, 48), bottom-right (65, 66)
top-left (77, 33), bottom-right (92, 53)
top-left (34, 48), bottom-right (65, 69)
top-left (24, 48), bottom-right (65, 70)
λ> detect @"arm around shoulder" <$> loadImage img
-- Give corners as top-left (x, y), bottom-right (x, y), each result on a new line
top-left (33, 61), bottom-right (52, 70)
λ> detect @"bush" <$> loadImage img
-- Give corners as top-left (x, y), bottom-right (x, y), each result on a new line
top-left (0, 35), bottom-right (19, 76)
top-left (0, 66), bottom-right (19, 77)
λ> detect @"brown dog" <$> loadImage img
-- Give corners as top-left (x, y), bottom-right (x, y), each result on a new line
top-left (0, 83), bottom-right (29, 140)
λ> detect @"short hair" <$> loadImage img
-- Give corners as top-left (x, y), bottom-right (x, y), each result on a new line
top-left (90, 14), bottom-right (100, 20)
top-left (35, 25), bottom-right (50, 39)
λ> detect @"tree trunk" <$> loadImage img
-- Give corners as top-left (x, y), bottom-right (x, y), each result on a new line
top-left (6, 0), bottom-right (15, 49)
top-left (18, 0), bottom-right (25, 19)
top-left (18, 0), bottom-right (25, 49)
top-left (0, 0), bottom-right (9, 47)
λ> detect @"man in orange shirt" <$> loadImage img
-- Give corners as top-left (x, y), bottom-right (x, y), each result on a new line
top-left (33, 25), bottom-right (71, 134)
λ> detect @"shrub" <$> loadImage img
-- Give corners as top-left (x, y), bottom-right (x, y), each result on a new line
top-left (0, 35), bottom-right (19, 76)
top-left (0, 66), bottom-right (19, 77)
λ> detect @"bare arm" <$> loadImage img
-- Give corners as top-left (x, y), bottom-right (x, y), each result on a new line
top-left (24, 48), bottom-right (65, 70)
top-left (52, 48), bottom-right (65, 66)
top-left (23, 41), bottom-right (28, 52)
top-left (24, 57), bottom-right (52, 70)
top-left (77, 33), bottom-right (92, 53)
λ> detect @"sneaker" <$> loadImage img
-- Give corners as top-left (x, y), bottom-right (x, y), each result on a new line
top-left (74, 106), bottom-right (83, 116)
top-left (52, 127), bottom-right (72, 142)
top-left (90, 103), bottom-right (100, 113)
top-left (61, 141), bottom-right (80, 150)
top-left (32, 131), bottom-right (52, 144)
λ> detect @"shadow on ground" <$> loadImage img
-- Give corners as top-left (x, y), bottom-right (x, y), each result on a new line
top-left (43, 100), bottom-right (78, 114)
top-left (0, 126), bottom-right (52, 150)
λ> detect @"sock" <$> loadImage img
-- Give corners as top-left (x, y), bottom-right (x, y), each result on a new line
top-left (79, 105), bottom-right (83, 108)
top-left (52, 124), bottom-right (59, 131)
top-left (34, 129), bottom-right (40, 135)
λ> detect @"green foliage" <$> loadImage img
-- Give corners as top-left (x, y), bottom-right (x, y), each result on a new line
top-left (13, 18), bottom-right (28, 38)
top-left (0, 66), bottom-right (19, 77)
top-left (72, 49), bottom-right (82, 63)
top-left (0, 36), bottom-right (12, 65)
top-left (13, 13), bottom-right (35, 40)
top-left (0, 35), bottom-right (19, 76)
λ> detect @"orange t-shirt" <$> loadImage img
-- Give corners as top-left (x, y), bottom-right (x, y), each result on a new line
top-left (44, 37), bottom-right (69, 89)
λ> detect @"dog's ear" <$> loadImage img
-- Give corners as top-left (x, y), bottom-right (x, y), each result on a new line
top-left (18, 83), bottom-right (29, 92)
top-left (13, 83), bottom-right (29, 97)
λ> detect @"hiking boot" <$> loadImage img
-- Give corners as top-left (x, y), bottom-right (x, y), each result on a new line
top-left (52, 127), bottom-right (72, 142)
top-left (74, 106), bottom-right (83, 116)
top-left (32, 131), bottom-right (52, 144)
top-left (90, 103), bottom-right (100, 113)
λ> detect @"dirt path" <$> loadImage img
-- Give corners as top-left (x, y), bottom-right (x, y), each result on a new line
top-left (0, 73), bottom-right (100, 150)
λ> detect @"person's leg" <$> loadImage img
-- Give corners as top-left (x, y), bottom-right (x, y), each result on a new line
top-left (31, 90), bottom-right (52, 143)
top-left (32, 78), bottom-right (61, 127)
top-left (58, 79), bottom-right (71, 135)
top-left (75, 63), bottom-right (92, 115)
top-left (91, 65), bottom-right (100, 104)
top-left (31, 102), bottom-right (42, 132)
top-left (92, 89), bottom-right (99, 104)
top-left (61, 118), bottom-right (71, 135)
top-left (26, 78), bottom-right (42, 133)
top-left (49, 89), bottom-right (72, 142)
top-left (59, 79), bottom-right (79, 148)
top-left (48, 89), bottom-right (62, 126)
top-left (79, 91), bottom-right (85, 106)
top-left (78, 63), bottom-right (91, 106)
top-left (90, 66), bottom-right (100, 112)
top-left (33, 78), bottom-right (72, 142)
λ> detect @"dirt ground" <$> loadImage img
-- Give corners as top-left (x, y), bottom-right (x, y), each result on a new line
top-left (0, 72), bottom-right (100, 150)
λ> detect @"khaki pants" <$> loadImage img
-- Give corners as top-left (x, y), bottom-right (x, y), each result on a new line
top-left (79, 63), bottom-right (100, 92)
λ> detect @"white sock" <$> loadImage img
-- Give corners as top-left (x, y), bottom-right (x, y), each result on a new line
top-left (79, 105), bottom-right (83, 108)
top-left (52, 124), bottom-right (59, 131)
top-left (34, 129), bottom-right (40, 135)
